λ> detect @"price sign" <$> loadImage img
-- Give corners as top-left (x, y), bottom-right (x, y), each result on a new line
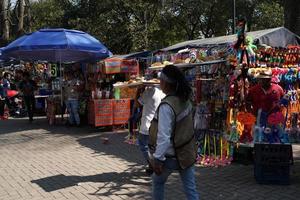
top-left (50, 64), bottom-right (57, 77)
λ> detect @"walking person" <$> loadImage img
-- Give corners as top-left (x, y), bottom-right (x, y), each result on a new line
top-left (137, 85), bottom-right (165, 175)
top-left (148, 65), bottom-right (199, 200)
top-left (18, 72), bottom-right (37, 122)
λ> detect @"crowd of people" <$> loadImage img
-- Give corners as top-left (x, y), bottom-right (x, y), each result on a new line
top-left (0, 66), bottom-right (85, 125)
top-left (0, 70), bottom-right (37, 121)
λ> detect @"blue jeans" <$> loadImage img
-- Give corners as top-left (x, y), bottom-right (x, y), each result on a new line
top-left (152, 158), bottom-right (199, 200)
top-left (66, 99), bottom-right (80, 125)
top-left (138, 133), bottom-right (149, 163)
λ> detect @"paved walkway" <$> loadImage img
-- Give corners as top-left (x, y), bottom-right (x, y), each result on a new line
top-left (0, 118), bottom-right (300, 200)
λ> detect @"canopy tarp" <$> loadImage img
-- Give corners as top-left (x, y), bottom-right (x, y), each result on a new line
top-left (161, 27), bottom-right (300, 52)
top-left (103, 57), bottom-right (139, 74)
top-left (113, 51), bottom-right (152, 59)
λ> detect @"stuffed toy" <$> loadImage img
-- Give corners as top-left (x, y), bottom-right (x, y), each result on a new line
top-left (245, 36), bottom-right (257, 66)
top-left (267, 112), bottom-right (285, 125)
top-left (239, 124), bottom-right (253, 143)
top-left (263, 127), bottom-right (272, 143)
top-left (275, 125), bottom-right (289, 143)
top-left (228, 123), bottom-right (240, 143)
top-left (234, 18), bottom-right (246, 50)
top-left (253, 109), bottom-right (263, 143)
top-left (271, 125), bottom-right (281, 143)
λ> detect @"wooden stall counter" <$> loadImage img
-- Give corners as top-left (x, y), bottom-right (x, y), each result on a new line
top-left (88, 98), bottom-right (131, 127)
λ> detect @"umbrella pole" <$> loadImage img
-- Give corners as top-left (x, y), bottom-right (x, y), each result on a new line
top-left (60, 55), bottom-right (63, 121)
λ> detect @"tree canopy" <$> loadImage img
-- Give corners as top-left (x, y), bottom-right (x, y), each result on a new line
top-left (0, 0), bottom-right (292, 54)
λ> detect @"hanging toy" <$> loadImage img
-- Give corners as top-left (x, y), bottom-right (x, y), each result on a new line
top-left (245, 36), bottom-right (257, 66)
top-left (275, 125), bottom-right (289, 143)
top-left (237, 111), bottom-right (256, 125)
top-left (234, 18), bottom-right (246, 51)
top-left (228, 122), bottom-right (239, 143)
top-left (239, 124), bottom-right (253, 143)
top-left (271, 125), bottom-right (281, 143)
top-left (236, 111), bottom-right (256, 142)
top-left (267, 112), bottom-right (285, 126)
top-left (253, 109), bottom-right (263, 143)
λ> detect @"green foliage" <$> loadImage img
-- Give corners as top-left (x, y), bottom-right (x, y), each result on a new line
top-left (2, 0), bottom-right (285, 53)
top-left (252, 1), bottom-right (284, 30)
top-left (30, 0), bottom-right (65, 31)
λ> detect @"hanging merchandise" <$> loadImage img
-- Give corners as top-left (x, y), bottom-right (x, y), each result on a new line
top-left (147, 22), bottom-right (300, 171)
top-left (188, 60), bottom-right (233, 167)
top-left (255, 46), bottom-right (300, 68)
top-left (237, 111), bottom-right (256, 143)
top-left (197, 130), bottom-right (232, 167)
top-left (194, 103), bottom-right (210, 130)
top-left (245, 36), bottom-right (257, 66)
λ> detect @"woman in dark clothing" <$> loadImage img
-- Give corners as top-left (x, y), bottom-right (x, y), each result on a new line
top-left (18, 72), bottom-right (37, 122)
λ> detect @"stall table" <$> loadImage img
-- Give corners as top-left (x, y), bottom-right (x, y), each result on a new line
top-left (46, 95), bottom-right (63, 125)
top-left (35, 95), bottom-right (49, 114)
top-left (88, 98), bottom-right (131, 127)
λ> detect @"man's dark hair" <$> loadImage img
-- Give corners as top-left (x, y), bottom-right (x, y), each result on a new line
top-left (3, 72), bottom-right (9, 78)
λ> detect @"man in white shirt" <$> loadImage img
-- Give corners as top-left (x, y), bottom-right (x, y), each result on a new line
top-left (137, 86), bottom-right (165, 175)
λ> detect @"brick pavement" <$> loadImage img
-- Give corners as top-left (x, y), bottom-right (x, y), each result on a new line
top-left (0, 117), bottom-right (300, 200)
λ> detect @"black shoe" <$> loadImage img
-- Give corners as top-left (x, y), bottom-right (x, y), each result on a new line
top-left (145, 167), bottom-right (153, 176)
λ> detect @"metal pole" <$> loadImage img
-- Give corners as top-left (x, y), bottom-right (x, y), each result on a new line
top-left (233, 0), bottom-right (236, 34)
top-left (60, 53), bottom-right (63, 120)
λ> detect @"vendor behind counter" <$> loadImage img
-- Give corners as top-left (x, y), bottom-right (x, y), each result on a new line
top-left (246, 70), bottom-right (284, 126)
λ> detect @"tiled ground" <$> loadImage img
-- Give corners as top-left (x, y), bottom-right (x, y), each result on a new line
top-left (0, 117), bottom-right (300, 200)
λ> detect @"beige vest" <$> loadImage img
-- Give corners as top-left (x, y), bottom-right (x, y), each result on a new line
top-left (149, 95), bottom-right (197, 169)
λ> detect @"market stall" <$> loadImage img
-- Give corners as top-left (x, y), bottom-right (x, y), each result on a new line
top-left (148, 27), bottom-right (300, 172)
top-left (87, 55), bottom-right (142, 127)
top-left (2, 28), bottom-right (111, 124)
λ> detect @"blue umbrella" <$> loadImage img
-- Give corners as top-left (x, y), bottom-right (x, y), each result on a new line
top-left (0, 47), bottom-right (5, 60)
top-left (3, 29), bottom-right (112, 109)
top-left (2, 28), bottom-right (112, 62)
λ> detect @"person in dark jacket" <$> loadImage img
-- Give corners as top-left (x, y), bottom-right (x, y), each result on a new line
top-left (19, 72), bottom-right (37, 122)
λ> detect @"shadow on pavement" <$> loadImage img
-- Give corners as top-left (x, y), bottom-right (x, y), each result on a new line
top-left (0, 117), bottom-right (105, 136)
top-left (31, 165), bottom-right (151, 198)
top-left (77, 132), bottom-right (145, 165)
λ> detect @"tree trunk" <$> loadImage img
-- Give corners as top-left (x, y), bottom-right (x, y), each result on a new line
top-left (144, 10), bottom-right (149, 49)
top-left (25, 0), bottom-right (31, 33)
top-left (284, 0), bottom-right (300, 36)
top-left (0, 0), bottom-right (3, 37)
top-left (17, 0), bottom-right (25, 36)
top-left (1, 0), bottom-right (10, 44)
